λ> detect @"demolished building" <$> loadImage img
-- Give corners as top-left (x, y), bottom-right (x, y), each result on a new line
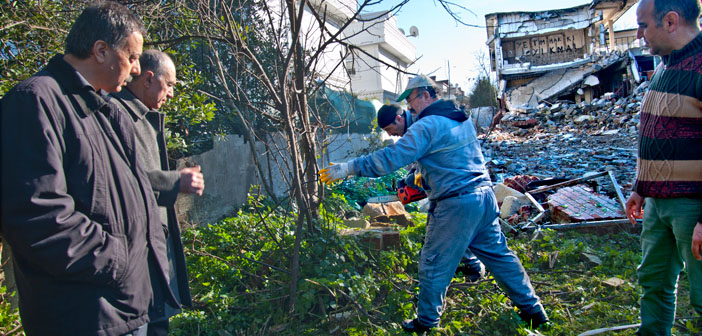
top-left (484, 0), bottom-right (655, 111)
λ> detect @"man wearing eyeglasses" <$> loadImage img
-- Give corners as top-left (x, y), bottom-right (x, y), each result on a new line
top-left (321, 75), bottom-right (548, 333)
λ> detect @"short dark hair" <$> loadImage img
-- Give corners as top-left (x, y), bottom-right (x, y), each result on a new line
top-left (652, 0), bottom-right (701, 26)
top-left (134, 50), bottom-right (173, 79)
top-left (377, 104), bottom-right (402, 128)
top-left (65, 1), bottom-right (145, 59)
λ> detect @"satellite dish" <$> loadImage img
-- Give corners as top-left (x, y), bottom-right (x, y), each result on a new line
top-left (409, 26), bottom-right (419, 37)
top-left (398, 28), bottom-right (406, 35)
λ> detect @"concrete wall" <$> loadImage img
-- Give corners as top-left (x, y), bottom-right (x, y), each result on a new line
top-left (175, 132), bottom-right (376, 225)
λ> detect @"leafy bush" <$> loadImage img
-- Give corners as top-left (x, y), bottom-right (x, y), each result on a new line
top-left (0, 285), bottom-right (21, 335)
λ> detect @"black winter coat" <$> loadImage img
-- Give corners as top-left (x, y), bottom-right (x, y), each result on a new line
top-left (0, 55), bottom-right (176, 336)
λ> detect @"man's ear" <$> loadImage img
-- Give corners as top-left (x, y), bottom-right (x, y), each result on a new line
top-left (663, 11), bottom-right (680, 32)
top-left (93, 40), bottom-right (109, 64)
top-left (395, 114), bottom-right (403, 123)
top-left (143, 71), bottom-right (155, 88)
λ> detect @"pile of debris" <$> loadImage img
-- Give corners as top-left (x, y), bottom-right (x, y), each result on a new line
top-left (500, 81), bottom-right (648, 137)
top-left (477, 83), bottom-right (651, 232)
top-left (481, 82), bottom-right (649, 191)
top-left (492, 172), bottom-right (630, 232)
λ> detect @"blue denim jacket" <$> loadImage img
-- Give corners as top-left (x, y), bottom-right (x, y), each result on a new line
top-left (349, 100), bottom-right (491, 200)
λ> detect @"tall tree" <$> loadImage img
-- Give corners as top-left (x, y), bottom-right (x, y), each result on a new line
top-left (469, 76), bottom-right (497, 108)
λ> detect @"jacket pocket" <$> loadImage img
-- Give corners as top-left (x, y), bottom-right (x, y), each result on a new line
top-left (106, 233), bottom-right (129, 287)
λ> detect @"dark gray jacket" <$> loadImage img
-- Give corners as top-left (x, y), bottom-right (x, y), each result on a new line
top-left (0, 55), bottom-right (176, 336)
top-left (111, 89), bottom-right (193, 322)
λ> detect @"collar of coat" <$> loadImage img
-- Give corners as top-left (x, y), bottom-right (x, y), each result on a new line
top-left (44, 54), bottom-right (111, 117)
top-left (111, 87), bottom-right (151, 123)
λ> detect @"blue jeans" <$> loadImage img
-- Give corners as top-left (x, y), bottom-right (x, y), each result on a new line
top-left (637, 197), bottom-right (702, 335)
top-left (417, 186), bottom-right (543, 327)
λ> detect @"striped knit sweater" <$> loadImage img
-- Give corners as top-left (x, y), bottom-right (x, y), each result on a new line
top-left (634, 32), bottom-right (702, 221)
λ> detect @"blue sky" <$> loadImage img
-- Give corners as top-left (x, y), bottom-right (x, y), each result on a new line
top-left (371, 0), bottom-right (639, 91)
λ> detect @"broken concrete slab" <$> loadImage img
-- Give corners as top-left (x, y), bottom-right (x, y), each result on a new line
top-left (493, 183), bottom-right (526, 203)
top-left (547, 185), bottom-right (625, 223)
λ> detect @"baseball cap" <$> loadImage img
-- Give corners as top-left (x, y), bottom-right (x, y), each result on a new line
top-left (396, 74), bottom-right (437, 102)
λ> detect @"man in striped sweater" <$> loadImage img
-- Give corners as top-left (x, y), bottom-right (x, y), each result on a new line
top-left (626, 0), bottom-right (702, 334)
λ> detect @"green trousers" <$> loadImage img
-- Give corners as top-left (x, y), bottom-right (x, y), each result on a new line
top-left (637, 197), bottom-right (702, 335)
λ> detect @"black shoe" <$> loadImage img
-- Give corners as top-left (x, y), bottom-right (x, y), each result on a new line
top-left (455, 263), bottom-right (486, 282)
top-left (518, 309), bottom-right (549, 329)
top-left (401, 318), bottom-right (433, 334)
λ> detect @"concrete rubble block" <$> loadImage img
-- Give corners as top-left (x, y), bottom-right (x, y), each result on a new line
top-left (547, 185), bottom-right (625, 223)
top-left (340, 228), bottom-right (401, 251)
top-left (362, 201), bottom-right (405, 218)
top-left (363, 230), bottom-right (401, 250)
top-left (362, 201), bottom-right (412, 226)
top-left (500, 195), bottom-right (523, 219)
top-left (343, 217), bottom-right (370, 229)
top-left (493, 183), bottom-right (526, 203)
top-left (574, 115), bottom-right (595, 124)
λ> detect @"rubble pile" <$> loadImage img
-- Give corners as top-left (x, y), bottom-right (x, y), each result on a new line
top-left (479, 83), bottom-right (651, 229)
top-left (481, 82), bottom-right (649, 191)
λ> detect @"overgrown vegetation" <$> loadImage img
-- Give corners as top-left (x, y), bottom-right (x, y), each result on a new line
top-left (2, 182), bottom-right (701, 335)
top-left (170, 175), bottom-right (699, 335)
top-left (166, 186), bottom-right (700, 335)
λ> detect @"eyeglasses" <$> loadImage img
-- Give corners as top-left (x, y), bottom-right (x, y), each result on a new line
top-left (406, 91), bottom-right (419, 105)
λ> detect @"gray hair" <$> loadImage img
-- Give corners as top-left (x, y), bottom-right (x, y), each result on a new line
top-left (651, 0), bottom-right (701, 26)
top-left (65, 1), bottom-right (145, 59)
top-left (135, 49), bottom-right (173, 79)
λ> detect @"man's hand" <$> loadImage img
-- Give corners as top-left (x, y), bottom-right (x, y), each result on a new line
top-left (693, 222), bottom-right (702, 261)
top-left (319, 162), bottom-right (349, 185)
top-left (625, 191), bottom-right (644, 226)
top-left (179, 165), bottom-right (204, 196)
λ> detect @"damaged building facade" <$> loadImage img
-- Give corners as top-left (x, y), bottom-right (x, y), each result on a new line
top-left (484, 0), bottom-right (648, 110)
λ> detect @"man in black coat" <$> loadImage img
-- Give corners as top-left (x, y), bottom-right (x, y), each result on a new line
top-left (111, 50), bottom-right (204, 336)
top-left (0, 2), bottom-right (175, 335)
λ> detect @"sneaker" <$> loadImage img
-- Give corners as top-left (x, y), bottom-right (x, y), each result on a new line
top-left (401, 318), bottom-right (433, 334)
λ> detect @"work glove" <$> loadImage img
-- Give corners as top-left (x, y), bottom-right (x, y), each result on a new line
top-left (319, 162), bottom-right (351, 185)
top-left (414, 171), bottom-right (423, 189)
